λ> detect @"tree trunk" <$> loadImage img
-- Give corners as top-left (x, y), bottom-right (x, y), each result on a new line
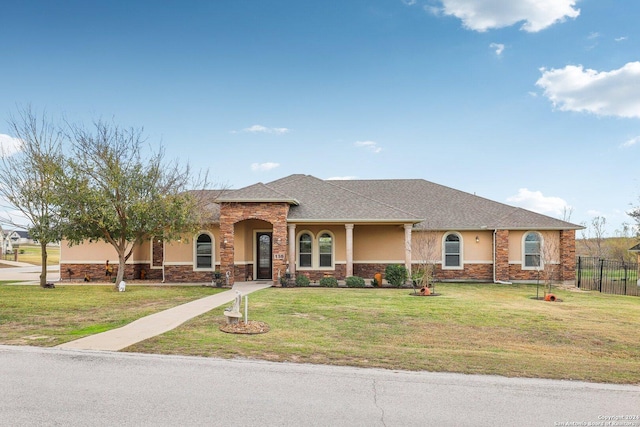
top-left (115, 252), bottom-right (126, 290)
top-left (39, 241), bottom-right (48, 288)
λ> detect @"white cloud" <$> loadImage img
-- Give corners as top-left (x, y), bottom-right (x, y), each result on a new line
top-left (424, 5), bottom-right (442, 16)
top-left (0, 134), bottom-right (22, 157)
top-left (536, 62), bottom-right (640, 118)
top-left (615, 36), bottom-right (628, 42)
top-left (587, 32), bottom-right (600, 40)
top-left (250, 162), bottom-right (280, 172)
top-left (401, 0), bottom-right (417, 5)
top-left (327, 176), bottom-right (358, 181)
top-left (621, 136), bottom-right (640, 148)
top-left (507, 188), bottom-right (570, 216)
top-left (355, 140), bottom-right (382, 154)
top-left (489, 42), bottom-right (505, 56)
top-left (437, 0), bottom-right (579, 32)
top-left (234, 125), bottom-right (290, 135)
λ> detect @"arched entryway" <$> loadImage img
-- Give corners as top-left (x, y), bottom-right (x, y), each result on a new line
top-left (219, 201), bottom-right (290, 286)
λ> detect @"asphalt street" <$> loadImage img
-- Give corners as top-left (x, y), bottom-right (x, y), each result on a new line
top-left (1, 345), bottom-right (638, 427)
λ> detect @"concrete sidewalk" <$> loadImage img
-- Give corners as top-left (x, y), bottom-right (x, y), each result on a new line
top-left (56, 282), bottom-right (272, 351)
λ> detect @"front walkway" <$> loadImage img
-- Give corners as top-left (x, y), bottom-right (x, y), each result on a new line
top-left (56, 282), bottom-right (272, 351)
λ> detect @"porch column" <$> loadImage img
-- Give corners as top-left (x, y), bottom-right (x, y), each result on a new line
top-left (288, 224), bottom-right (296, 277)
top-left (404, 224), bottom-right (412, 276)
top-left (345, 224), bottom-right (354, 278)
top-left (219, 221), bottom-right (235, 286)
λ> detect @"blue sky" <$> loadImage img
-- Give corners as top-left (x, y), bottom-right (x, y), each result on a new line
top-left (1, 0), bottom-right (639, 236)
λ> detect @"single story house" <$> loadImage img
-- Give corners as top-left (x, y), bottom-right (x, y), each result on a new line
top-left (60, 174), bottom-right (581, 285)
top-left (630, 243), bottom-right (640, 262)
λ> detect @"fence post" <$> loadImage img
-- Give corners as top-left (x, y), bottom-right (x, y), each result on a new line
top-left (577, 256), bottom-right (582, 288)
top-left (599, 258), bottom-right (604, 293)
top-left (624, 263), bottom-right (628, 295)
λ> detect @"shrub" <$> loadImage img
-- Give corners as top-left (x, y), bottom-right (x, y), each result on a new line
top-left (295, 274), bottom-right (310, 287)
top-left (385, 264), bottom-right (408, 287)
top-left (319, 276), bottom-right (338, 287)
top-left (345, 276), bottom-right (366, 288)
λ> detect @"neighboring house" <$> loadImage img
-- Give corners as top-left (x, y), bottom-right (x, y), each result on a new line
top-left (8, 230), bottom-right (34, 245)
top-left (630, 243), bottom-right (640, 262)
top-left (60, 174), bottom-right (581, 285)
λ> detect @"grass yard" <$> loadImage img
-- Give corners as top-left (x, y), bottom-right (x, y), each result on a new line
top-left (125, 283), bottom-right (640, 384)
top-left (0, 285), bottom-right (224, 346)
top-left (7, 244), bottom-right (60, 266)
top-left (1, 282), bottom-right (638, 384)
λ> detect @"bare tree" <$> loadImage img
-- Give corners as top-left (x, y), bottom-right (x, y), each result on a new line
top-left (60, 119), bottom-right (206, 287)
top-left (0, 106), bottom-right (64, 287)
top-left (540, 231), bottom-right (561, 296)
top-left (609, 223), bottom-right (637, 263)
top-left (629, 202), bottom-right (640, 237)
top-left (580, 216), bottom-right (607, 259)
top-left (411, 225), bottom-right (440, 295)
top-left (560, 206), bottom-right (574, 222)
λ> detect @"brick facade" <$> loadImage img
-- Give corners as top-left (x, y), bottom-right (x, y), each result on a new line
top-left (219, 202), bottom-right (290, 286)
top-left (434, 264), bottom-right (493, 281)
top-left (60, 263), bottom-right (158, 282)
top-left (297, 265), bottom-right (348, 282)
top-left (560, 229), bottom-right (576, 283)
top-left (495, 230), bottom-right (509, 282)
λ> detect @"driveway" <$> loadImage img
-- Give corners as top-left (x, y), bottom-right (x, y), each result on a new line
top-left (0, 262), bottom-right (59, 283)
top-left (1, 346), bottom-right (638, 426)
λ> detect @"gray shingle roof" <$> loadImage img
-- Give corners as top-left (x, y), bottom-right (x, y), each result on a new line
top-left (201, 174), bottom-right (582, 230)
top-left (216, 183), bottom-right (299, 204)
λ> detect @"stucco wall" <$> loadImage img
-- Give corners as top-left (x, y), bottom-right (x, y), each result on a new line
top-left (164, 228), bottom-right (221, 264)
top-left (61, 240), bottom-right (119, 263)
top-left (353, 225), bottom-right (404, 261)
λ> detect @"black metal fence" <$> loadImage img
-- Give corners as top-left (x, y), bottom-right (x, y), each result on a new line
top-left (576, 256), bottom-right (640, 296)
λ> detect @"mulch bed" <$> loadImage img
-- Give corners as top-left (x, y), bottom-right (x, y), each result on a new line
top-left (219, 320), bottom-right (270, 334)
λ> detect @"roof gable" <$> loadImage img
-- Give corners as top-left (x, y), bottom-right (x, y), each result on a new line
top-left (216, 183), bottom-right (299, 205)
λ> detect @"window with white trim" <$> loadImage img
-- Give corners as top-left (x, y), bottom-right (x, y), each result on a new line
top-left (318, 232), bottom-right (333, 268)
top-left (195, 233), bottom-right (213, 269)
top-left (443, 233), bottom-right (461, 268)
top-left (524, 232), bottom-right (542, 268)
top-left (299, 233), bottom-right (312, 268)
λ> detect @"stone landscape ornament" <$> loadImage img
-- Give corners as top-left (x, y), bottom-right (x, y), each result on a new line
top-left (220, 290), bottom-right (269, 334)
top-left (223, 291), bottom-right (243, 325)
top-left (118, 281), bottom-right (126, 292)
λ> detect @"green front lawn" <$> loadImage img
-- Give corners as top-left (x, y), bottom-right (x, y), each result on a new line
top-left (1, 283), bottom-right (638, 384)
top-left (126, 283), bottom-right (640, 384)
top-left (0, 285), bottom-right (224, 346)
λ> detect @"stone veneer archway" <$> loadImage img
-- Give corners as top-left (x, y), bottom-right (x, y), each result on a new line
top-left (219, 202), bottom-right (290, 286)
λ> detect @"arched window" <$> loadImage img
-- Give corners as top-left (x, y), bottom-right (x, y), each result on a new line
top-left (318, 232), bottom-right (333, 268)
top-left (524, 232), bottom-right (542, 268)
top-left (299, 233), bottom-right (312, 268)
top-left (443, 233), bottom-right (461, 268)
top-left (195, 233), bottom-right (213, 269)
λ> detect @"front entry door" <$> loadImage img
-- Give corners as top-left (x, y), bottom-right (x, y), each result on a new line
top-left (256, 232), bottom-right (272, 280)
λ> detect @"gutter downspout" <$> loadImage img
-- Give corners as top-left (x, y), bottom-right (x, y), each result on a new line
top-left (161, 239), bottom-right (166, 283)
top-left (493, 229), bottom-right (512, 285)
